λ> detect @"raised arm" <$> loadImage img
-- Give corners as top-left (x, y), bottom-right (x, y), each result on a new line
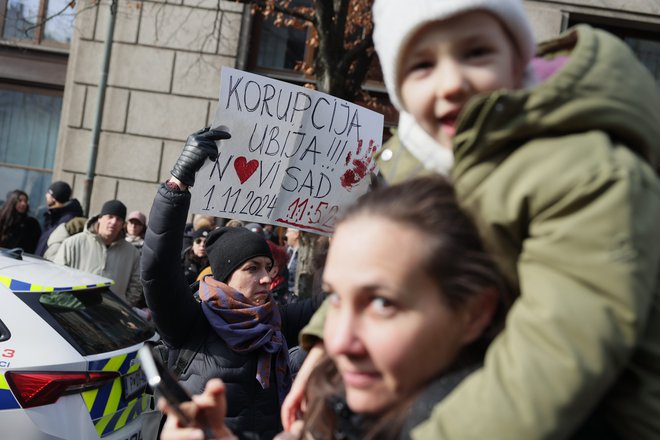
top-left (141, 183), bottom-right (199, 347)
top-left (141, 127), bottom-right (231, 347)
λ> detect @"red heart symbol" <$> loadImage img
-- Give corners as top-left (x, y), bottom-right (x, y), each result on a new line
top-left (234, 156), bottom-right (259, 184)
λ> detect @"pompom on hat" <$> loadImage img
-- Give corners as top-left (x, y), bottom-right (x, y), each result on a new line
top-left (205, 227), bottom-right (273, 283)
top-left (373, 0), bottom-right (536, 111)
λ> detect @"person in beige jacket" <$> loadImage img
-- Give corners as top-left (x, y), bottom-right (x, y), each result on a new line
top-left (54, 200), bottom-right (144, 308)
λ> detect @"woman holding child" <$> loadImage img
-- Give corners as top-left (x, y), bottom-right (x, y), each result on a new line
top-left (159, 175), bottom-right (514, 440)
top-left (292, 0), bottom-right (660, 438)
top-left (156, 0), bottom-right (660, 437)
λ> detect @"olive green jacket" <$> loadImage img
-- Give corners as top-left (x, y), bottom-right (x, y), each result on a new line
top-left (302, 25), bottom-right (660, 439)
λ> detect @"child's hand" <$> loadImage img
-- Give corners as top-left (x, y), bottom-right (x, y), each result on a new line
top-left (160, 379), bottom-right (237, 440)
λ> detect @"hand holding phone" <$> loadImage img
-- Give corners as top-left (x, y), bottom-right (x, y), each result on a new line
top-left (139, 345), bottom-right (216, 438)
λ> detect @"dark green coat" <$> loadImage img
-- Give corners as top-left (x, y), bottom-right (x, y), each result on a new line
top-left (304, 25), bottom-right (660, 439)
top-left (413, 24), bottom-right (660, 440)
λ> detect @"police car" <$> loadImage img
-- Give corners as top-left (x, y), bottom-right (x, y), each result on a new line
top-left (0, 249), bottom-right (157, 439)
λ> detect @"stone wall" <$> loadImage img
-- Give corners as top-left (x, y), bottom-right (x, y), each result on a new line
top-left (53, 0), bottom-right (245, 216)
top-left (52, 0), bottom-right (660, 217)
top-left (525, 0), bottom-right (660, 42)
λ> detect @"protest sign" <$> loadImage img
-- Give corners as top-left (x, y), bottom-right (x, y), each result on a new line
top-left (190, 67), bottom-right (383, 235)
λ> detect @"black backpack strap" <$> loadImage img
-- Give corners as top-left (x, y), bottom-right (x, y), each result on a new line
top-left (172, 315), bottom-right (208, 377)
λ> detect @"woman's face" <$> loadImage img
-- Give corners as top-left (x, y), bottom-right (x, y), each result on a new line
top-left (226, 256), bottom-right (273, 305)
top-left (323, 216), bottom-right (474, 414)
top-left (15, 195), bottom-right (28, 214)
top-left (399, 11), bottom-right (524, 148)
top-left (126, 219), bottom-right (144, 237)
top-left (192, 237), bottom-right (206, 258)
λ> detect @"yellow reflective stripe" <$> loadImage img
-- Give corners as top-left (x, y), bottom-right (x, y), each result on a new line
top-left (87, 353), bottom-right (151, 436)
top-left (105, 377), bottom-right (122, 416)
top-left (82, 388), bottom-right (98, 411)
top-left (115, 398), bottom-right (137, 430)
top-left (95, 394), bottom-right (151, 436)
top-left (0, 275), bottom-right (113, 292)
top-left (0, 374), bottom-right (9, 389)
top-left (104, 353), bottom-right (126, 416)
top-left (103, 353), bottom-right (126, 415)
top-left (126, 362), bottom-right (140, 375)
top-left (84, 354), bottom-right (125, 416)
top-left (0, 276), bottom-right (11, 288)
top-left (94, 413), bottom-right (111, 437)
top-left (73, 282), bottom-right (114, 290)
top-left (29, 284), bottom-right (54, 292)
top-left (103, 354), bottom-right (127, 372)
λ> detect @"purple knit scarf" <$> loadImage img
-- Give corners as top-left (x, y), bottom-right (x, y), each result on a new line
top-left (199, 277), bottom-right (291, 404)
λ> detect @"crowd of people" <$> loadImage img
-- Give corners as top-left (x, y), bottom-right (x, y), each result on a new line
top-left (155, 0), bottom-right (660, 439)
top-left (2, 0), bottom-right (660, 438)
top-left (0, 178), bottom-right (306, 325)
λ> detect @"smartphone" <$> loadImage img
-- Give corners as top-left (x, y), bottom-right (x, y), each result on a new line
top-left (138, 345), bottom-right (215, 438)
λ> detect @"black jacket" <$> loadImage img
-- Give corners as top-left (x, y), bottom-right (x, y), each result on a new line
top-left (142, 184), bottom-right (322, 439)
top-left (35, 199), bottom-right (83, 256)
top-left (0, 214), bottom-right (41, 254)
top-left (181, 247), bottom-right (208, 285)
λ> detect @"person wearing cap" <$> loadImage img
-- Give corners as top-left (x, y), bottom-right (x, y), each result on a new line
top-left (35, 181), bottom-right (83, 256)
top-left (140, 127), bottom-right (323, 439)
top-left (125, 210), bottom-right (148, 251)
top-left (291, 1), bottom-right (660, 439)
top-left (182, 213), bottom-right (217, 251)
top-left (54, 199), bottom-right (144, 308)
top-left (181, 227), bottom-right (210, 284)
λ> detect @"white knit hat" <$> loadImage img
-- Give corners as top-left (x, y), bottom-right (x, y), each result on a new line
top-left (373, 0), bottom-right (536, 111)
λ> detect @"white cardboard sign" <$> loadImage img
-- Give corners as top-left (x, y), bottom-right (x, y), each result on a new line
top-left (190, 67), bottom-right (383, 235)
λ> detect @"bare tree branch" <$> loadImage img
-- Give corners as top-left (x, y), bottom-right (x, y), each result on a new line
top-left (20, 0), bottom-right (84, 36)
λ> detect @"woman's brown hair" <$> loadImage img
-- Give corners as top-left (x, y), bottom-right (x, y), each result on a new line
top-left (0, 190), bottom-right (29, 246)
top-left (300, 175), bottom-right (515, 439)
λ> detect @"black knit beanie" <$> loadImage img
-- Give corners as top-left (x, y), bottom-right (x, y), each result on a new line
top-left (99, 200), bottom-right (127, 221)
top-left (48, 181), bottom-right (72, 203)
top-left (205, 227), bottom-right (273, 283)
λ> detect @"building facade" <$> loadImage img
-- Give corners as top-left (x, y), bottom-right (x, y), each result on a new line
top-left (1, 0), bottom-right (659, 218)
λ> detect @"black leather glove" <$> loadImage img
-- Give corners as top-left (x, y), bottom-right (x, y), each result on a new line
top-left (170, 127), bottom-right (231, 187)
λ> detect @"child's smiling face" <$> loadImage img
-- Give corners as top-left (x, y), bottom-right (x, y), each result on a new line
top-left (399, 11), bottom-right (525, 148)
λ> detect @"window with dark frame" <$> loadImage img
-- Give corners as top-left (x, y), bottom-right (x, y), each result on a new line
top-left (0, 0), bottom-right (76, 47)
top-left (0, 0), bottom-right (71, 215)
top-left (0, 82), bottom-right (62, 217)
top-left (246, 3), bottom-right (397, 129)
top-left (247, 0), bottom-right (314, 83)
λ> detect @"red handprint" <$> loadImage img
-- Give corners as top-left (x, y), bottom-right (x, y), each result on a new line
top-left (340, 139), bottom-right (378, 191)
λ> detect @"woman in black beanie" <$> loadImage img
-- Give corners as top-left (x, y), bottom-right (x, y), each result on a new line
top-left (141, 128), bottom-right (323, 440)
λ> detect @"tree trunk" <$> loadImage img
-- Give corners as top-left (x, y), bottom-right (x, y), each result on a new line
top-left (294, 231), bottom-right (318, 298)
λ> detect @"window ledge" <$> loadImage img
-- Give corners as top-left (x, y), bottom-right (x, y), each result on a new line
top-left (0, 40), bottom-right (69, 55)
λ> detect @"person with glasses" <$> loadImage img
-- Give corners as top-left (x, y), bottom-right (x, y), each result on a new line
top-left (182, 228), bottom-right (211, 285)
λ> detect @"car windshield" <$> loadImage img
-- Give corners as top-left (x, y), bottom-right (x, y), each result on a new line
top-left (31, 288), bottom-right (154, 355)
